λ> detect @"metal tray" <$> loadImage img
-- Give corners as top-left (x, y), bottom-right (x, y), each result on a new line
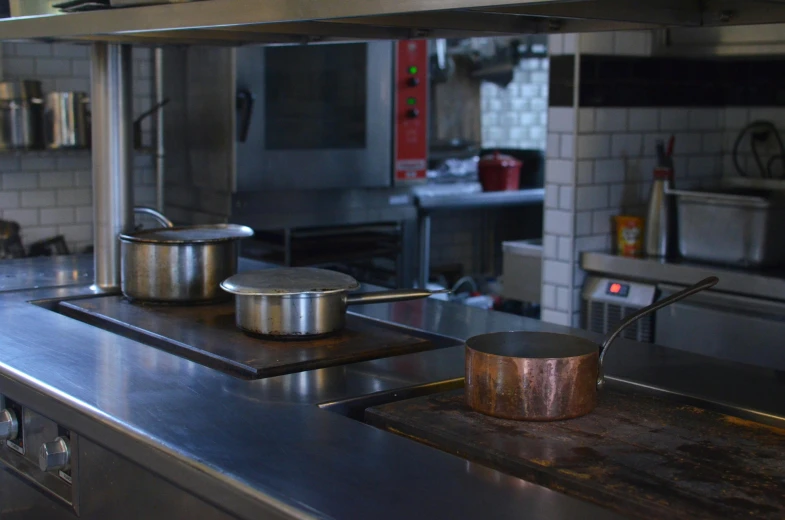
top-left (669, 187), bottom-right (785, 267)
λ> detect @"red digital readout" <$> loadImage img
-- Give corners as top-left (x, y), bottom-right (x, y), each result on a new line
top-left (609, 283), bottom-right (623, 294)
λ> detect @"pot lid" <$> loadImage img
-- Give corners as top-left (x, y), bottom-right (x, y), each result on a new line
top-left (119, 224), bottom-right (253, 244)
top-left (479, 151), bottom-right (521, 168)
top-left (221, 267), bottom-right (360, 296)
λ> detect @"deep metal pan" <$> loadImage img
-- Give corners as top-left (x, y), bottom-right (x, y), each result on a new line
top-left (119, 223), bottom-right (253, 303)
top-left (220, 267), bottom-right (448, 338)
top-left (465, 277), bottom-right (718, 421)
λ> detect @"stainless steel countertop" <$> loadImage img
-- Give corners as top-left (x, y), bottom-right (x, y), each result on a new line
top-left (0, 255), bottom-right (93, 292)
top-left (582, 251), bottom-right (785, 302)
top-left (1, 257), bottom-right (784, 519)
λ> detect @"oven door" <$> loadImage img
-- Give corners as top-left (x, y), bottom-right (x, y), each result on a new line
top-left (235, 42), bottom-right (394, 191)
top-left (655, 283), bottom-right (785, 371)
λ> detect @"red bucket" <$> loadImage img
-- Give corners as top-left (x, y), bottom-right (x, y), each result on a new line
top-left (478, 151), bottom-right (522, 191)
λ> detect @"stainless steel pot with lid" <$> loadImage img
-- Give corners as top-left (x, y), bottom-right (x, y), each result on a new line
top-left (221, 267), bottom-right (448, 337)
top-left (119, 223), bottom-right (254, 303)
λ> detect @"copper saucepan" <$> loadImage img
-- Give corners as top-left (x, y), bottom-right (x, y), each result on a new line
top-left (465, 276), bottom-right (719, 421)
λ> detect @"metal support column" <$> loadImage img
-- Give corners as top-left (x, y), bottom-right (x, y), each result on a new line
top-left (91, 43), bottom-right (133, 290)
top-left (418, 213), bottom-right (431, 288)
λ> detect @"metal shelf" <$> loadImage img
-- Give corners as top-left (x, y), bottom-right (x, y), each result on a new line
top-left (2, 0), bottom-right (785, 45)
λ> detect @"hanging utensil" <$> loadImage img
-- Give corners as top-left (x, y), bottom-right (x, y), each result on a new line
top-left (465, 276), bottom-right (718, 421)
top-left (221, 267), bottom-right (449, 338)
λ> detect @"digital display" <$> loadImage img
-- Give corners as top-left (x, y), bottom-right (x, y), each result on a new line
top-left (606, 282), bottom-right (630, 297)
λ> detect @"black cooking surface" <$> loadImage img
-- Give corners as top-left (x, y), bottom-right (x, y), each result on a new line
top-left (367, 389), bottom-right (785, 520)
top-left (59, 296), bottom-right (460, 379)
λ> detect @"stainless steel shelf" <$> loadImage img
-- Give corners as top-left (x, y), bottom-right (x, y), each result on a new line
top-left (2, 0), bottom-right (785, 45)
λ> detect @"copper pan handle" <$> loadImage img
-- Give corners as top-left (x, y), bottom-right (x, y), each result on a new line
top-left (346, 288), bottom-right (450, 306)
top-left (596, 276), bottom-right (719, 390)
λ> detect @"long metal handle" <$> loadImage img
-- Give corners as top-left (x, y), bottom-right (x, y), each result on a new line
top-left (345, 288), bottom-right (449, 306)
top-left (133, 206), bottom-right (173, 228)
top-left (596, 276), bottom-right (719, 389)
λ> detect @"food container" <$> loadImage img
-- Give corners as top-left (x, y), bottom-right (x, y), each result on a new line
top-left (478, 151), bottom-right (521, 192)
top-left (614, 215), bottom-right (644, 257)
top-left (670, 187), bottom-right (785, 267)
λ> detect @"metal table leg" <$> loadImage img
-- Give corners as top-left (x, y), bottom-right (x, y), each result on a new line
top-left (418, 213), bottom-right (431, 289)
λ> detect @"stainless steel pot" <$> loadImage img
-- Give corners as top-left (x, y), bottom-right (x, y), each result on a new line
top-left (44, 91), bottom-right (90, 149)
top-left (119, 224), bottom-right (254, 303)
top-left (220, 267), bottom-right (448, 337)
top-left (465, 276), bottom-right (718, 421)
top-left (0, 81), bottom-right (44, 150)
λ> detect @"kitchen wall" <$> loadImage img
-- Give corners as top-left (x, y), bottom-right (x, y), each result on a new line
top-left (0, 42), bottom-right (156, 253)
top-left (480, 57), bottom-right (549, 150)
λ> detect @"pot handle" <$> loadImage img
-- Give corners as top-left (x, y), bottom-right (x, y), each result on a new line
top-left (346, 288), bottom-right (449, 306)
top-left (133, 207), bottom-right (174, 229)
top-left (596, 276), bottom-right (719, 390)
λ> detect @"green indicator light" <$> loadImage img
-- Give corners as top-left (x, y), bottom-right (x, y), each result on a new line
top-left (408, 66), bottom-right (418, 74)
top-left (407, 97), bottom-right (417, 105)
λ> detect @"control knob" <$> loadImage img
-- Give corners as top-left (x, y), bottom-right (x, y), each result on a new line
top-left (407, 77), bottom-right (420, 87)
top-left (406, 108), bottom-right (420, 118)
top-left (39, 436), bottom-right (70, 472)
top-left (0, 408), bottom-right (18, 441)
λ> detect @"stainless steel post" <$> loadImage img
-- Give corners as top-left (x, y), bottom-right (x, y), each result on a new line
top-left (154, 47), bottom-right (165, 213)
top-left (91, 43), bottom-right (133, 290)
top-left (418, 213), bottom-right (431, 288)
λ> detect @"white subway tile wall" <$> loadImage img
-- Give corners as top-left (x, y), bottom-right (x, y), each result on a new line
top-left (481, 58), bottom-right (549, 150)
top-left (0, 43), bottom-right (157, 253)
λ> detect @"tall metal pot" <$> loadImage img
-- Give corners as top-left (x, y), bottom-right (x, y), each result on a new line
top-left (0, 81), bottom-right (44, 150)
top-left (44, 91), bottom-right (90, 149)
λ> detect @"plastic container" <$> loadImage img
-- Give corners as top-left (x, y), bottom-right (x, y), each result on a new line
top-left (478, 151), bottom-right (521, 192)
top-left (614, 216), bottom-right (644, 257)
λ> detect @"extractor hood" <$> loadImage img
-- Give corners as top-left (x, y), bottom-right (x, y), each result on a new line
top-left (4, 0), bottom-right (785, 46)
top-left (656, 24), bottom-right (785, 56)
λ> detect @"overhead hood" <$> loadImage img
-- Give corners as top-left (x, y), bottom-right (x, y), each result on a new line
top-left (4, 0), bottom-right (785, 45)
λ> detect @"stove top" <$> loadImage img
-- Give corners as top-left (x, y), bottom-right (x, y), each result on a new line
top-left (59, 296), bottom-right (460, 379)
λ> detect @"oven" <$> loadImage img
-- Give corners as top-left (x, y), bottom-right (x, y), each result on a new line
top-left (235, 40), bottom-right (428, 191)
top-left (583, 275), bottom-right (785, 372)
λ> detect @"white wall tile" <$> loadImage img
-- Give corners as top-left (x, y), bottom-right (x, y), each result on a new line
top-left (575, 235), bottom-right (610, 255)
top-left (39, 171), bottom-right (75, 189)
top-left (687, 156), bottom-right (721, 177)
top-left (15, 43), bottom-right (52, 57)
top-left (592, 209), bottom-right (617, 235)
top-left (544, 209), bottom-right (574, 236)
top-left (3, 172), bottom-right (37, 190)
top-left (40, 207), bottom-right (75, 225)
top-left (628, 108), bottom-right (658, 131)
top-left (56, 188), bottom-right (91, 206)
top-left (560, 133), bottom-right (575, 159)
top-left (575, 185), bottom-right (609, 210)
top-left (594, 108), bottom-right (627, 132)
top-left (688, 108), bottom-right (720, 130)
top-left (577, 134), bottom-right (610, 159)
top-left (659, 108), bottom-right (689, 131)
top-left (0, 191), bottom-right (19, 209)
top-left (578, 108), bottom-right (595, 133)
top-left (3, 208), bottom-right (39, 226)
top-left (556, 286), bottom-right (571, 311)
top-left (611, 133), bottom-right (643, 158)
top-left (609, 184), bottom-right (625, 208)
top-left (702, 132), bottom-right (723, 154)
top-left (58, 224), bottom-right (92, 242)
top-left (23, 226), bottom-right (58, 244)
top-left (543, 259), bottom-right (572, 285)
top-left (543, 234), bottom-right (558, 259)
top-left (563, 34), bottom-right (577, 54)
top-left (21, 190), bottom-right (55, 208)
top-left (724, 107), bottom-right (750, 130)
top-left (20, 156), bottom-right (56, 171)
top-left (575, 210), bottom-right (592, 236)
top-left (545, 184), bottom-right (559, 209)
top-left (558, 185), bottom-right (574, 210)
top-left (672, 132), bottom-right (703, 155)
top-left (545, 159), bottom-right (575, 185)
top-left (546, 133), bottom-right (560, 159)
top-left (548, 107), bottom-right (575, 133)
top-left (548, 34), bottom-right (564, 55)
top-left (541, 283), bottom-right (557, 309)
top-left (577, 160), bottom-right (593, 185)
top-left (593, 159), bottom-right (625, 184)
top-left (557, 236), bottom-right (573, 262)
top-left (35, 57), bottom-right (71, 76)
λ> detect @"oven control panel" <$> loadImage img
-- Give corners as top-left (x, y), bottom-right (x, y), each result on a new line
top-left (394, 39), bottom-right (428, 184)
top-left (0, 394), bottom-right (79, 513)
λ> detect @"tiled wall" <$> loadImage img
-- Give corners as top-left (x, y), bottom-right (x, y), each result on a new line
top-left (0, 42), bottom-right (156, 253)
top-left (480, 57), bottom-right (549, 150)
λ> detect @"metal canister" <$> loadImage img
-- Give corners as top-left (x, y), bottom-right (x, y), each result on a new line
top-left (44, 92), bottom-right (90, 149)
top-left (0, 80), bottom-right (44, 150)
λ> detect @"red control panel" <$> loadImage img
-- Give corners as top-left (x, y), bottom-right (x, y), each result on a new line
top-left (394, 40), bottom-right (428, 184)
